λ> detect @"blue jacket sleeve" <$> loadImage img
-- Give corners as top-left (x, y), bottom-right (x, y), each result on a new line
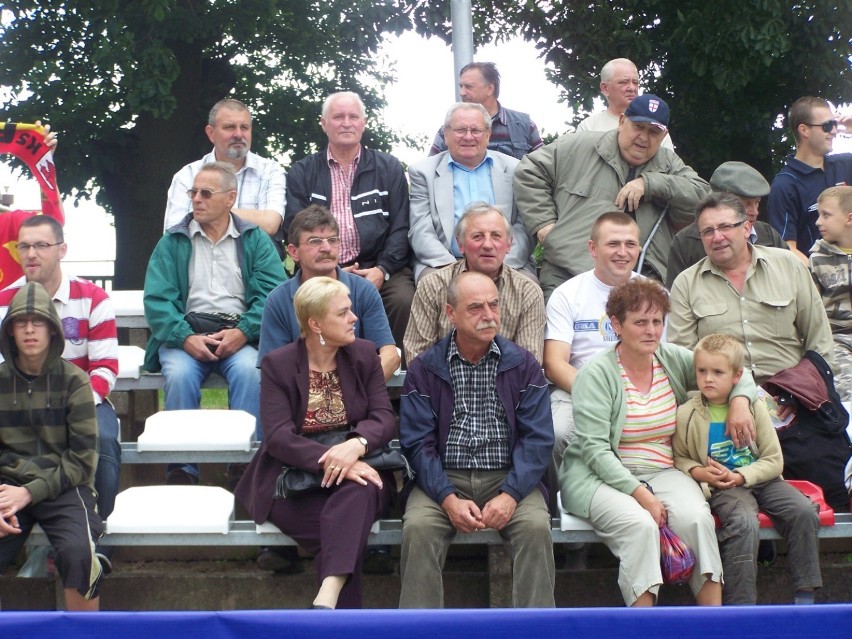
top-left (500, 357), bottom-right (554, 502)
top-left (399, 361), bottom-right (456, 505)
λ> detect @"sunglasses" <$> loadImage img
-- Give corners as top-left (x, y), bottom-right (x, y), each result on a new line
top-left (804, 120), bottom-right (838, 133)
top-left (186, 188), bottom-right (233, 199)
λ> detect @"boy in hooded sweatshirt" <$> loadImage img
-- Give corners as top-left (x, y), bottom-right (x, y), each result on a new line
top-left (0, 282), bottom-right (103, 611)
top-left (809, 185), bottom-right (852, 402)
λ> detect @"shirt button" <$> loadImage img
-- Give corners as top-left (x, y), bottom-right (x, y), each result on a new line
top-left (740, 297), bottom-right (746, 302)
top-left (743, 320), bottom-right (749, 324)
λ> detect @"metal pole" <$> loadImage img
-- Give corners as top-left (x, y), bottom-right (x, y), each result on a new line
top-left (450, 0), bottom-right (474, 101)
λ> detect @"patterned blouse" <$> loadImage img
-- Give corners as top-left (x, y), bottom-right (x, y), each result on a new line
top-left (302, 369), bottom-right (349, 434)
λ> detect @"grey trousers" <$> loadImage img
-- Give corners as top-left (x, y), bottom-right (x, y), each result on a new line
top-left (399, 469), bottom-right (555, 608)
top-left (710, 477), bottom-right (822, 605)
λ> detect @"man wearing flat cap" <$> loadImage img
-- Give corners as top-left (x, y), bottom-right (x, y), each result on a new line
top-left (665, 161), bottom-right (787, 288)
top-left (515, 94), bottom-right (709, 298)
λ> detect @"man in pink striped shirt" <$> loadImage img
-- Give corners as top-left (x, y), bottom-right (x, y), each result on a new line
top-left (0, 215), bottom-right (120, 525)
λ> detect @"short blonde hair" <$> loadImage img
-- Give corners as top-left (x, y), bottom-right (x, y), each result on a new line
top-left (293, 276), bottom-right (350, 336)
top-left (818, 185), bottom-right (852, 213)
top-left (694, 333), bottom-right (745, 372)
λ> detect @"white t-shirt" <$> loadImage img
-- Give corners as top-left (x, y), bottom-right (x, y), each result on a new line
top-left (545, 270), bottom-right (639, 369)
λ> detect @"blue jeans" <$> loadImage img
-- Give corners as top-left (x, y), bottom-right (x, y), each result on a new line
top-left (158, 345), bottom-right (261, 479)
top-left (95, 401), bottom-right (121, 519)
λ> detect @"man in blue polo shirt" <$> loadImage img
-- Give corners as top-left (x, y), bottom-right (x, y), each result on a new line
top-left (768, 96), bottom-right (852, 264)
top-left (258, 204), bottom-right (399, 377)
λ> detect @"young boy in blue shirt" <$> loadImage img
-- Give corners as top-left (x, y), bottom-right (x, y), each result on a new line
top-left (673, 333), bottom-right (821, 605)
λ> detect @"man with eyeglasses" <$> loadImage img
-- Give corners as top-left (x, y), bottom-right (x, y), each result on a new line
top-left (409, 102), bottom-right (534, 284)
top-left (144, 162), bottom-right (284, 486)
top-left (665, 161), bottom-right (786, 288)
top-left (768, 96), bottom-right (852, 265)
top-left (259, 204), bottom-right (399, 379)
top-left (668, 191), bottom-right (850, 513)
top-left (164, 98), bottom-right (286, 254)
top-left (0, 215), bottom-right (120, 547)
top-left (668, 191), bottom-right (833, 387)
top-left (428, 62), bottom-right (543, 160)
top-left (515, 94), bottom-right (708, 300)
top-left (284, 91), bottom-right (414, 358)
top-left (575, 58), bottom-right (674, 152)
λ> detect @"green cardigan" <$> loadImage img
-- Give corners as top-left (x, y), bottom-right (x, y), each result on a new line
top-left (558, 342), bottom-right (756, 518)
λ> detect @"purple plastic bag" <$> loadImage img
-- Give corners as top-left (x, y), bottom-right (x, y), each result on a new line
top-left (659, 524), bottom-right (696, 585)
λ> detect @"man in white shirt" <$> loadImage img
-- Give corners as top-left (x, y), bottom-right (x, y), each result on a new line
top-left (164, 99), bottom-right (285, 252)
top-left (544, 211), bottom-right (640, 463)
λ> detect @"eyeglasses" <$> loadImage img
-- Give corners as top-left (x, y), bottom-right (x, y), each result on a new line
top-left (186, 188), bottom-right (232, 199)
top-left (698, 220), bottom-right (747, 240)
top-left (804, 120), bottom-right (838, 133)
top-left (449, 127), bottom-right (487, 138)
top-left (17, 242), bottom-right (62, 254)
top-left (12, 317), bottom-right (48, 328)
top-left (302, 236), bottom-right (341, 248)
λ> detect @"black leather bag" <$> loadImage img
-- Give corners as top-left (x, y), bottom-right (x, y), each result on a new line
top-left (274, 431), bottom-right (412, 499)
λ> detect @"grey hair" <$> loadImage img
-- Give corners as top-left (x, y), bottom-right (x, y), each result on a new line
top-left (454, 202), bottom-right (512, 243)
top-left (208, 99), bottom-right (251, 127)
top-left (442, 102), bottom-right (492, 131)
top-left (198, 161), bottom-right (238, 192)
top-left (600, 58), bottom-right (637, 83)
top-left (322, 91), bottom-right (366, 119)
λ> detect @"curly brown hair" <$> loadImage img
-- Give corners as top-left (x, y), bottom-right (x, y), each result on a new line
top-left (605, 278), bottom-right (670, 324)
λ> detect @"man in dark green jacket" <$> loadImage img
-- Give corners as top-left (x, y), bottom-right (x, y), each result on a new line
top-left (144, 161), bottom-right (285, 484)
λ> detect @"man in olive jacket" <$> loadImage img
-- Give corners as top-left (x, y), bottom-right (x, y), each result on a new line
top-left (514, 94), bottom-right (709, 298)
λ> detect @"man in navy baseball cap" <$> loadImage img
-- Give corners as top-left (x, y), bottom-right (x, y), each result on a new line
top-left (624, 93), bottom-right (669, 131)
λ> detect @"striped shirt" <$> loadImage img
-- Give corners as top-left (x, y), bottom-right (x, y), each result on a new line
top-left (0, 273), bottom-right (119, 403)
top-left (616, 354), bottom-right (676, 470)
top-left (326, 148), bottom-right (361, 264)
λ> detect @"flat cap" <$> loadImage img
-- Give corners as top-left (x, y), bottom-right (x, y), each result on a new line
top-left (709, 161), bottom-right (770, 198)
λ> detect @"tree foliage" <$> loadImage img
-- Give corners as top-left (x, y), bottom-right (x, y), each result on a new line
top-left (412, 1), bottom-right (852, 179)
top-left (0, 1), bottom-right (412, 287)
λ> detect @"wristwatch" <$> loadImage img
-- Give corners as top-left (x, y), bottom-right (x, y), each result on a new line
top-left (356, 436), bottom-right (369, 456)
top-left (378, 266), bottom-right (390, 282)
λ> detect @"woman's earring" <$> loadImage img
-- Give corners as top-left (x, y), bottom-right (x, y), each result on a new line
top-left (319, 333), bottom-right (326, 346)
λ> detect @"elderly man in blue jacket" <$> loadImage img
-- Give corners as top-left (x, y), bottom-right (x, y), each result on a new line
top-left (398, 271), bottom-right (555, 608)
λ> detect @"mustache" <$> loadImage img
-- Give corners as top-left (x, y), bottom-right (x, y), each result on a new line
top-left (476, 321), bottom-right (498, 331)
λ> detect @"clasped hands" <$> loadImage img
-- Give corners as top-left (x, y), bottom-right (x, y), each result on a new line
top-left (441, 491), bottom-right (517, 533)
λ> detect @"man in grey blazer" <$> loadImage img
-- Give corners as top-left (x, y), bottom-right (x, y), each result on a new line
top-left (408, 103), bottom-right (534, 283)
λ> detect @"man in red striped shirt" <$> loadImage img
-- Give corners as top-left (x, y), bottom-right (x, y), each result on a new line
top-left (0, 215), bottom-right (120, 525)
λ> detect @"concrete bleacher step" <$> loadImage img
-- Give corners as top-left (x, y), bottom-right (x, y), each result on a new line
top-left (4, 549), bottom-right (852, 611)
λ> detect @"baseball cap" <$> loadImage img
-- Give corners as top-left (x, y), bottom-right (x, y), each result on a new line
top-left (625, 94), bottom-right (669, 131)
top-left (709, 161), bottom-right (770, 198)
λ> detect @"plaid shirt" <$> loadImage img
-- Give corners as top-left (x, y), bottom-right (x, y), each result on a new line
top-left (327, 148), bottom-right (361, 263)
top-left (444, 334), bottom-right (510, 469)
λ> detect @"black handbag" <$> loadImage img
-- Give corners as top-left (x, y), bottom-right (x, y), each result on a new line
top-left (274, 431), bottom-right (413, 499)
top-left (184, 311), bottom-right (240, 334)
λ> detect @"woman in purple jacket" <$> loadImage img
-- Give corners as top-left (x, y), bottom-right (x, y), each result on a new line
top-left (235, 276), bottom-right (396, 609)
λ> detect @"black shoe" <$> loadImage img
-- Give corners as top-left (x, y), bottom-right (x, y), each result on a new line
top-left (362, 546), bottom-right (394, 574)
top-left (166, 468), bottom-right (199, 485)
top-left (256, 546), bottom-right (304, 574)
